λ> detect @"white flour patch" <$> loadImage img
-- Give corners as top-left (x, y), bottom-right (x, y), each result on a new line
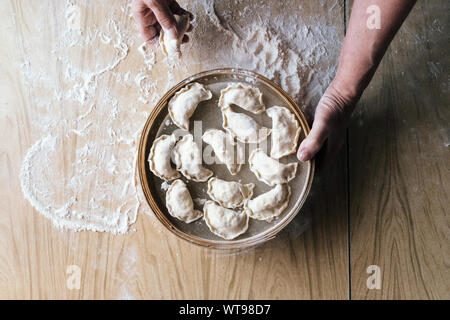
top-left (188, 0), bottom-right (341, 119)
top-left (160, 181), bottom-right (170, 191)
top-left (19, 0), bottom-right (341, 234)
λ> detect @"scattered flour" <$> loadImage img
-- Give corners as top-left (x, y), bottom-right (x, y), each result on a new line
top-left (115, 245), bottom-right (139, 299)
top-left (160, 181), bottom-right (170, 191)
top-left (18, 0), bottom-right (341, 234)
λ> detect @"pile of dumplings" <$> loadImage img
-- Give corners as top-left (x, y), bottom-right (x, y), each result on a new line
top-left (148, 81), bottom-right (302, 240)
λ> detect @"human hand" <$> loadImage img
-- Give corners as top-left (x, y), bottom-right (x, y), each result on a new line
top-left (297, 80), bottom-right (358, 171)
top-left (132, 0), bottom-right (192, 44)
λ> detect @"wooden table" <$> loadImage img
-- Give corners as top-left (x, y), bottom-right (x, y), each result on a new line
top-left (0, 0), bottom-right (448, 299)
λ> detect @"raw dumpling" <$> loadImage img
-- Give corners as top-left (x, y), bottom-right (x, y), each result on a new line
top-left (168, 82), bottom-right (212, 131)
top-left (218, 83), bottom-right (265, 114)
top-left (222, 107), bottom-right (271, 143)
top-left (148, 134), bottom-right (180, 181)
top-left (249, 148), bottom-right (297, 186)
top-left (267, 106), bottom-right (301, 159)
top-left (245, 184), bottom-right (291, 222)
top-left (159, 13), bottom-right (190, 59)
top-left (203, 201), bottom-right (249, 240)
top-left (166, 179), bottom-right (202, 223)
top-left (202, 129), bottom-right (244, 175)
top-left (172, 134), bottom-right (213, 182)
top-left (207, 177), bottom-right (254, 209)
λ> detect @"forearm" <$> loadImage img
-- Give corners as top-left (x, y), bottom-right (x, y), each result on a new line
top-left (298, 0), bottom-right (416, 167)
top-left (334, 0), bottom-right (416, 104)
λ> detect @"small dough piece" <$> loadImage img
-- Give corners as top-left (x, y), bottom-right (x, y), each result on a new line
top-left (249, 148), bottom-right (297, 186)
top-left (203, 201), bottom-right (249, 240)
top-left (246, 184), bottom-right (291, 222)
top-left (222, 107), bottom-right (271, 143)
top-left (166, 179), bottom-right (202, 223)
top-left (168, 82), bottom-right (212, 131)
top-left (218, 83), bottom-right (265, 114)
top-left (148, 134), bottom-right (180, 181)
top-left (266, 106), bottom-right (302, 159)
top-left (173, 134), bottom-right (213, 182)
top-left (202, 129), bottom-right (244, 175)
top-left (159, 13), bottom-right (190, 59)
top-left (207, 177), bottom-right (254, 209)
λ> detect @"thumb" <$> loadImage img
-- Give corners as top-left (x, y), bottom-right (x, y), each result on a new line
top-left (297, 114), bottom-right (330, 162)
top-left (297, 84), bottom-right (350, 162)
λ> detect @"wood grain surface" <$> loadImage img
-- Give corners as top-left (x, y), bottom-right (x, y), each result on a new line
top-left (0, 0), bottom-right (348, 299)
top-left (1, 0), bottom-right (448, 300)
top-left (347, 0), bottom-right (450, 299)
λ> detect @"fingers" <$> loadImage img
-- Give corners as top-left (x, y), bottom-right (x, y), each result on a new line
top-left (298, 120), bottom-right (345, 172)
top-left (296, 79), bottom-right (357, 169)
top-left (297, 85), bottom-right (351, 163)
top-left (316, 132), bottom-right (345, 172)
top-left (169, 1), bottom-right (194, 20)
top-left (133, 0), bottom-right (193, 45)
top-left (132, 0), bottom-right (158, 43)
top-left (140, 25), bottom-right (158, 43)
top-left (142, 9), bottom-right (157, 25)
top-left (169, 1), bottom-right (184, 16)
top-left (167, 1), bottom-right (194, 41)
top-left (145, 0), bottom-right (178, 38)
top-left (297, 112), bottom-right (330, 162)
